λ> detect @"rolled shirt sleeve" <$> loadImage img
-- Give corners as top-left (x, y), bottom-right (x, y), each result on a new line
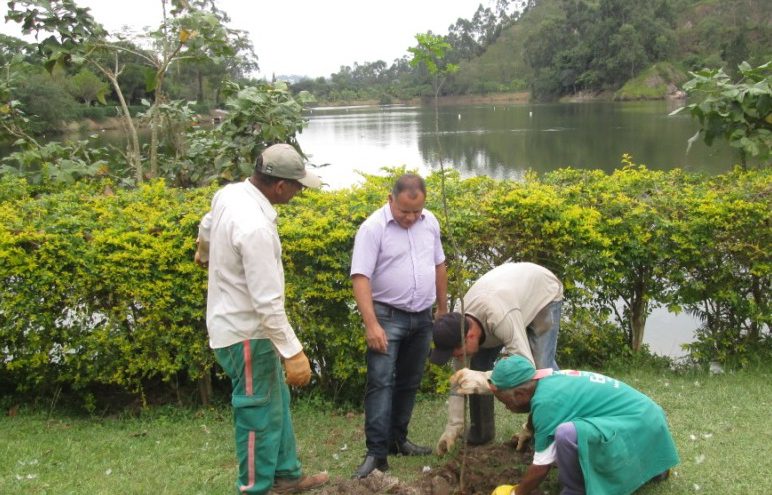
top-left (204, 180), bottom-right (302, 358)
top-left (238, 226), bottom-right (302, 358)
top-left (197, 212), bottom-right (212, 263)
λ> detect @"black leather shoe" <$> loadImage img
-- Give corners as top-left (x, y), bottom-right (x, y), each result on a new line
top-left (352, 455), bottom-right (389, 479)
top-left (389, 439), bottom-right (432, 456)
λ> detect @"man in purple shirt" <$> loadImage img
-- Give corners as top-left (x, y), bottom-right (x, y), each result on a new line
top-left (350, 173), bottom-right (448, 479)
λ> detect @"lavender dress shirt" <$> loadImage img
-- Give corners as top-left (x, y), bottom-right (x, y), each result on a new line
top-left (351, 203), bottom-right (445, 312)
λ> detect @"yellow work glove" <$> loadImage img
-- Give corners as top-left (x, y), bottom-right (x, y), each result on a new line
top-left (491, 484), bottom-right (517, 495)
top-left (283, 351), bottom-right (311, 386)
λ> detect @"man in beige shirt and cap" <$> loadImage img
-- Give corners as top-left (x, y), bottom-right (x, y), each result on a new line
top-left (430, 262), bottom-right (564, 455)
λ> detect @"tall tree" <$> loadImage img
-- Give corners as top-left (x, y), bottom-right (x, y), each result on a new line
top-left (6, 0), bottom-right (257, 182)
top-left (66, 68), bottom-right (108, 105)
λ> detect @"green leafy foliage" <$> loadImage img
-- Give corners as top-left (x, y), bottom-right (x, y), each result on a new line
top-left (0, 164), bottom-right (768, 407)
top-left (65, 68), bottom-right (109, 106)
top-left (670, 168), bottom-right (771, 366)
top-left (671, 61), bottom-right (772, 167)
top-left (0, 180), bottom-right (214, 403)
top-left (408, 33), bottom-right (459, 98)
top-left (0, 138), bottom-right (115, 188)
top-left (168, 81), bottom-right (314, 187)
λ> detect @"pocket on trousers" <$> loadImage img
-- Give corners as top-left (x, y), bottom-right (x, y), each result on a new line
top-left (374, 303), bottom-right (392, 321)
top-left (230, 345), bottom-right (277, 411)
top-left (232, 393), bottom-right (271, 433)
top-left (232, 394), bottom-right (269, 408)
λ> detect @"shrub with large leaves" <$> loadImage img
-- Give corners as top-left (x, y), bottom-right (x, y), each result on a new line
top-left (671, 61), bottom-right (772, 168)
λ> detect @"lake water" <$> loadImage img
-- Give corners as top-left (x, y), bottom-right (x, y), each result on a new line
top-left (297, 101), bottom-right (711, 357)
top-left (297, 100), bottom-right (741, 190)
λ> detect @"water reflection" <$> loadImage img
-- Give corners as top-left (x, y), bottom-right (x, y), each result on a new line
top-left (300, 101), bottom-right (742, 189)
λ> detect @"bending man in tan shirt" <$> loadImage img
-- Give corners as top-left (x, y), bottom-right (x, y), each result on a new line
top-left (430, 262), bottom-right (564, 454)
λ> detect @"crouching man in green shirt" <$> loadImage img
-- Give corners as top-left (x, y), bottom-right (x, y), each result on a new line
top-left (454, 355), bottom-right (679, 495)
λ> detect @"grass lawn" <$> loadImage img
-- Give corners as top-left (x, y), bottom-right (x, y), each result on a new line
top-left (2, 366), bottom-right (771, 494)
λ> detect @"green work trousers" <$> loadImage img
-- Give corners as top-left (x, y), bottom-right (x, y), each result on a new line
top-left (214, 339), bottom-right (302, 495)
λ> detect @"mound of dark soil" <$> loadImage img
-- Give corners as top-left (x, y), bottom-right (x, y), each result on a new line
top-left (316, 443), bottom-right (548, 495)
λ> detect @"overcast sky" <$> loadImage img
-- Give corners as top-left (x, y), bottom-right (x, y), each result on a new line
top-left (2, 0), bottom-right (494, 78)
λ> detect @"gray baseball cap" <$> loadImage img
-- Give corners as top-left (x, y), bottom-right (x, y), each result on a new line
top-left (257, 144), bottom-right (322, 188)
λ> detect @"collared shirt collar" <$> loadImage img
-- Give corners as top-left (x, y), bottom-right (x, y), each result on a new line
top-left (383, 202), bottom-right (425, 226)
top-left (245, 178), bottom-right (278, 224)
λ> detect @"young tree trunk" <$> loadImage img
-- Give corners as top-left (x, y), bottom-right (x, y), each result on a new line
top-left (150, 122), bottom-right (159, 178)
top-left (630, 283), bottom-right (647, 352)
top-left (106, 73), bottom-right (142, 183)
top-left (198, 370), bottom-right (212, 406)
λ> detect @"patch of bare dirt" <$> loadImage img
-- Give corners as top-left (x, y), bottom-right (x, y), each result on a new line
top-left (316, 443), bottom-right (549, 495)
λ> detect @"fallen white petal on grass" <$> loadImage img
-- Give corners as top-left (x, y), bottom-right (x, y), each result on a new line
top-left (701, 433), bottom-right (713, 439)
top-left (105, 468), bottom-right (112, 475)
top-left (422, 466), bottom-right (432, 473)
top-left (26, 474), bottom-right (37, 480)
top-left (689, 434), bottom-right (697, 441)
top-left (332, 453), bottom-right (339, 460)
top-left (695, 454), bottom-right (705, 464)
top-left (340, 443), bottom-right (348, 451)
top-left (693, 483), bottom-right (701, 491)
top-left (694, 381), bottom-right (701, 387)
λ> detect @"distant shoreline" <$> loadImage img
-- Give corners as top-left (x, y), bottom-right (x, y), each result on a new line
top-left (311, 89), bottom-right (680, 108)
top-left (313, 91), bottom-right (531, 108)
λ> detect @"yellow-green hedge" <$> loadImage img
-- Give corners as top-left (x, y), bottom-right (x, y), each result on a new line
top-left (0, 162), bottom-right (769, 405)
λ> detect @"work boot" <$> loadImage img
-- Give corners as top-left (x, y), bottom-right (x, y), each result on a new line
top-left (389, 438), bottom-right (432, 456)
top-left (467, 394), bottom-right (495, 445)
top-left (352, 455), bottom-right (389, 479)
top-left (272, 472), bottom-right (329, 493)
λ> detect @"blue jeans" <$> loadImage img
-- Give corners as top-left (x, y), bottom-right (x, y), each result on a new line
top-left (364, 302), bottom-right (433, 457)
top-left (528, 299), bottom-right (562, 370)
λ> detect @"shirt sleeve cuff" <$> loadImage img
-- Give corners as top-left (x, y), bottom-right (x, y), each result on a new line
top-left (532, 442), bottom-right (557, 466)
top-left (273, 334), bottom-right (303, 359)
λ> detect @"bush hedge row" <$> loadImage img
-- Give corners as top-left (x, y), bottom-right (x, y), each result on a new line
top-left (0, 161), bottom-right (769, 406)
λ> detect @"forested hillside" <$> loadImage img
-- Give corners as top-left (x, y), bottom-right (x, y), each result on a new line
top-left (452, 0), bottom-right (771, 100)
top-left (294, 0), bottom-right (770, 103)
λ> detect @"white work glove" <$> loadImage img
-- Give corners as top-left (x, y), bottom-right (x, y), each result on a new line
top-left (514, 420), bottom-right (533, 452)
top-left (450, 368), bottom-right (493, 395)
top-left (436, 394), bottom-right (465, 455)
